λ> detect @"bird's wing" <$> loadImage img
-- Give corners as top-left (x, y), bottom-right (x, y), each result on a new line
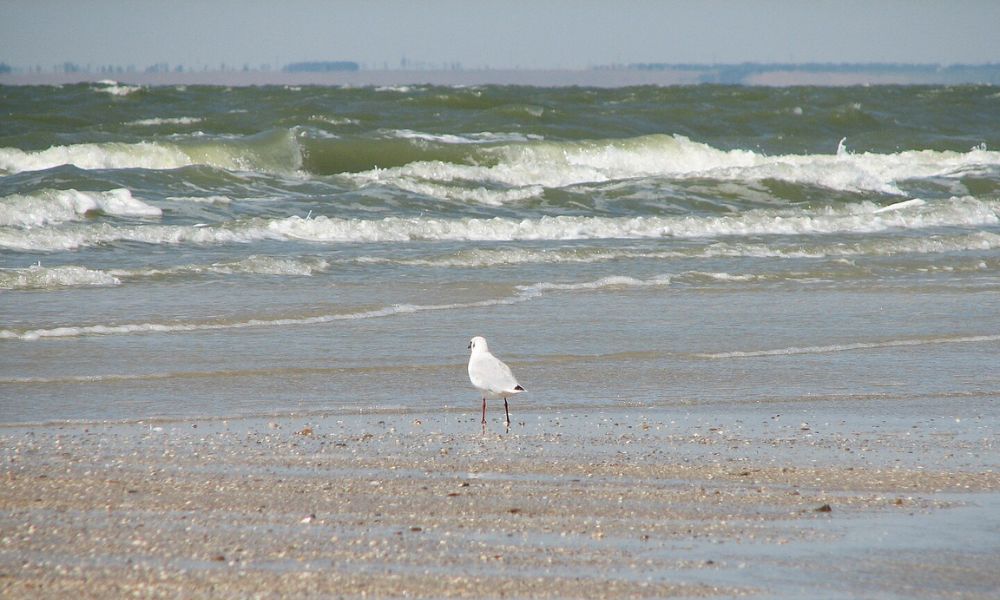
top-left (470, 353), bottom-right (519, 393)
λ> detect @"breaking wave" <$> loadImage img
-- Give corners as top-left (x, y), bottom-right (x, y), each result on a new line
top-left (0, 142), bottom-right (193, 174)
top-left (0, 265), bottom-right (121, 290)
top-left (1, 196), bottom-right (995, 252)
top-left (92, 80), bottom-right (142, 96)
top-left (350, 231), bottom-right (1000, 268)
top-left (108, 255), bottom-right (331, 279)
top-left (0, 256), bottom-right (329, 291)
top-left (126, 116), bottom-right (204, 127)
top-left (0, 129), bottom-right (302, 175)
top-left (5, 132), bottom-right (996, 205)
top-left (347, 134), bottom-right (1000, 203)
top-left (0, 188), bottom-right (161, 227)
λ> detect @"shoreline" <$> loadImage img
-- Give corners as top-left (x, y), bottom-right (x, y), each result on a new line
top-left (1, 69), bottom-right (701, 88)
top-left (3, 68), bottom-right (997, 88)
top-left (2, 408), bottom-right (997, 598)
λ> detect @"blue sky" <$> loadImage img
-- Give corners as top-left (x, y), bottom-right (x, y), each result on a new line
top-left (3, 1), bottom-right (999, 70)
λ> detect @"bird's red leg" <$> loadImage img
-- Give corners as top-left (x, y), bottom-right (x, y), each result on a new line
top-left (481, 397), bottom-right (487, 425)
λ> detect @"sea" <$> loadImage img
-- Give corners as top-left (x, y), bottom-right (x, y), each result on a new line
top-left (1, 82), bottom-right (998, 424)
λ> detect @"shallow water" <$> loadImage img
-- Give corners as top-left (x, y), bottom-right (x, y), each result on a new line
top-left (1, 83), bottom-right (999, 424)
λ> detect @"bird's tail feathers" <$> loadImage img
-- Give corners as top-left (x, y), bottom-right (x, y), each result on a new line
top-left (514, 385), bottom-right (525, 391)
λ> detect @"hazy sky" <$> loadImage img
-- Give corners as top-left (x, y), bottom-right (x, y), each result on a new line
top-left (3, 1), bottom-right (999, 70)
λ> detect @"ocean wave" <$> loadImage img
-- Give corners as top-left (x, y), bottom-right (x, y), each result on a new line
top-left (271, 197), bottom-right (999, 243)
top-left (351, 247), bottom-right (665, 267)
top-left (0, 129), bottom-right (302, 175)
top-left (0, 221), bottom-right (273, 252)
top-left (0, 256), bottom-right (329, 291)
top-left (1, 197), bottom-right (996, 252)
top-left (0, 265), bottom-right (121, 290)
top-left (108, 255), bottom-right (330, 279)
top-left (519, 275), bottom-right (672, 293)
top-left (4, 132), bottom-right (996, 197)
top-left (308, 115), bottom-right (360, 127)
top-left (349, 248), bottom-right (695, 268)
top-left (704, 230), bottom-right (1000, 259)
top-left (390, 129), bottom-right (543, 144)
top-left (126, 116), bottom-right (204, 127)
top-left (348, 134), bottom-right (1000, 202)
top-left (351, 231), bottom-right (1000, 267)
top-left (0, 273), bottom-right (674, 341)
top-left (92, 80), bottom-right (142, 96)
top-left (0, 188), bottom-right (161, 228)
top-left (383, 178), bottom-right (544, 206)
top-left (164, 195), bottom-right (232, 204)
top-left (0, 142), bottom-right (193, 174)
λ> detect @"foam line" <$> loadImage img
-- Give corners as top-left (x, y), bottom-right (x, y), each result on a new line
top-left (696, 334), bottom-right (1000, 359)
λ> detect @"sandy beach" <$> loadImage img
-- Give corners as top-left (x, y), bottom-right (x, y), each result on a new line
top-left (2, 403), bottom-right (997, 599)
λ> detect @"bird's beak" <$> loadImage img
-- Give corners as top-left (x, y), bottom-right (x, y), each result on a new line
top-left (467, 341), bottom-right (472, 349)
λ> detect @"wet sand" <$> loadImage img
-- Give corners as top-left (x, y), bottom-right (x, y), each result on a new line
top-left (2, 406), bottom-right (998, 598)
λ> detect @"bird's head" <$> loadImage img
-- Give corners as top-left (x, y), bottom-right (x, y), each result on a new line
top-left (468, 336), bottom-right (488, 353)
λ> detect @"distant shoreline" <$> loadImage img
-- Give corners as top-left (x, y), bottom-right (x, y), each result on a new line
top-left (3, 65), bottom-right (999, 87)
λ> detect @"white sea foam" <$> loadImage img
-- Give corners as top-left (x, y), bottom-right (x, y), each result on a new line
top-left (126, 117), bottom-right (204, 127)
top-left (0, 274), bottom-right (672, 341)
top-left (519, 275), bottom-right (672, 294)
top-left (696, 334), bottom-right (1000, 359)
top-left (353, 247), bottom-right (670, 268)
top-left (2, 197), bottom-right (996, 252)
top-left (873, 198), bottom-right (926, 214)
top-left (1, 256), bottom-right (328, 290)
top-left (0, 188), bottom-right (161, 228)
top-left (269, 196), bottom-right (999, 242)
top-left (108, 256), bottom-right (330, 279)
top-left (353, 134), bottom-right (1000, 200)
top-left (349, 231), bottom-right (1000, 268)
top-left (164, 195), bottom-right (233, 205)
top-left (679, 271), bottom-right (760, 283)
top-left (308, 115), bottom-right (360, 126)
top-left (705, 230), bottom-right (1000, 259)
top-left (93, 80), bottom-right (142, 96)
top-left (385, 178), bottom-right (544, 205)
top-left (392, 129), bottom-right (543, 144)
top-left (0, 130), bottom-right (302, 175)
top-left (0, 142), bottom-right (193, 174)
top-left (0, 265), bottom-right (121, 290)
top-left (0, 220), bottom-right (277, 252)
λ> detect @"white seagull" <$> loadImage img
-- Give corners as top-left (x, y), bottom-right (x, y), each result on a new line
top-left (468, 336), bottom-right (524, 429)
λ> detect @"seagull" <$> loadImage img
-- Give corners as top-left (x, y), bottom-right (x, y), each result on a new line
top-left (468, 336), bottom-right (524, 430)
